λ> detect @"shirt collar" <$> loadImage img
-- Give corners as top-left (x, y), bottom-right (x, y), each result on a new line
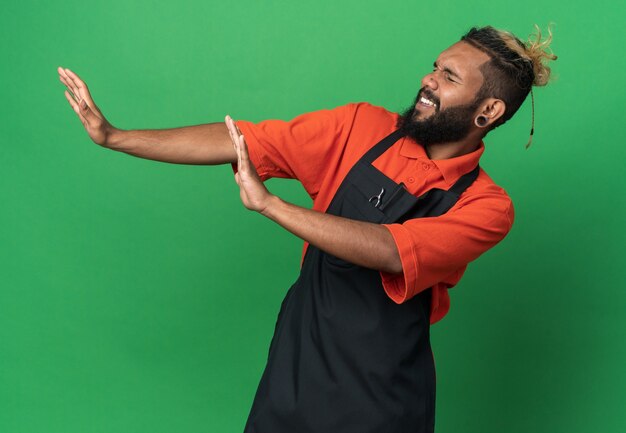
top-left (399, 137), bottom-right (485, 186)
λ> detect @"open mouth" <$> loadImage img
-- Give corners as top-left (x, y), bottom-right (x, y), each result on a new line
top-left (416, 95), bottom-right (437, 110)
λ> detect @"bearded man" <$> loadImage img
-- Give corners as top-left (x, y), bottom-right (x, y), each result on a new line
top-left (59, 24), bottom-right (556, 433)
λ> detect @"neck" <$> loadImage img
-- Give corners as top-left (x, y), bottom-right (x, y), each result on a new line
top-left (424, 133), bottom-right (483, 160)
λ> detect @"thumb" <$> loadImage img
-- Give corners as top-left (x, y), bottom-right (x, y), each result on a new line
top-left (79, 99), bottom-right (96, 125)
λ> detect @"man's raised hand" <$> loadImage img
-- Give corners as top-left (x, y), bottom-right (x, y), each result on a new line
top-left (225, 115), bottom-right (274, 214)
top-left (58, 67), bottom-right (116, 147)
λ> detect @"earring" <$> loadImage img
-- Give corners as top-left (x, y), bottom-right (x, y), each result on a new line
top-left (475, 116), bottom-right (488, 127)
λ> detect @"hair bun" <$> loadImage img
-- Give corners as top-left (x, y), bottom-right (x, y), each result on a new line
top-left (524, 24), bottom-right (558, 87)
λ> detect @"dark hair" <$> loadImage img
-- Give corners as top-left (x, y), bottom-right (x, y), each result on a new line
top-left (461, 25), bottom-right (554, 129)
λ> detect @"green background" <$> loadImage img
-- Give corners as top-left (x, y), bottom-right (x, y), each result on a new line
top-left (1, 0), bottom-right (624, 432)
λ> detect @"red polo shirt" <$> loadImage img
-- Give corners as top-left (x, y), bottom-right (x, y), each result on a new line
top-left (235, 102), bottom-right (514, 324)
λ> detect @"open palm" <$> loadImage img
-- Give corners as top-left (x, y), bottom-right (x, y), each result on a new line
top-left (58, 67), bottom-right (115, 146)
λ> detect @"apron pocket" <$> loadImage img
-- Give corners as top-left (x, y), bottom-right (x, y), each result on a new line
top-left (342, 181), bottom-right (387, 223)
top-left (325, 182), bottom-right (386, 268)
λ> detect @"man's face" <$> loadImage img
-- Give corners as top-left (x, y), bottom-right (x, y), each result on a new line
top-left (399, 41), bottom-right (491, 147)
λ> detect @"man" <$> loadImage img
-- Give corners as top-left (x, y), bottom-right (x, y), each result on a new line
top-left (59, 25), bottom-right (556, 433)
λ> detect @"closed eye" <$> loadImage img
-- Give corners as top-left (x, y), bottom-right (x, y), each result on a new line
top-left (433, 62), bottom-right (462, 84)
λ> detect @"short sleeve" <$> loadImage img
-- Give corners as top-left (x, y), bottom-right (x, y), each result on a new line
top-left (234, 104), bottom-right (360, 200)
top-left (380, 184), bottom-right (515, 304)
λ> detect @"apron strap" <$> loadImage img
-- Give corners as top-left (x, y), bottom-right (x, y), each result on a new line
top-left (361, 130), bottom-right (406, 164)
top-left (359, 128), bottom-right (480, 201)
top-left (361, 131), bottom-right (481, 196)
top-left (449, 165), bottom-right (480, 196)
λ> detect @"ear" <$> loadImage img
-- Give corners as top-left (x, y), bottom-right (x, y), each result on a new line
top-left (474, 98), bottom-right (506, 129)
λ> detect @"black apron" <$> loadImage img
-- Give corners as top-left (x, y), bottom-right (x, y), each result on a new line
top-left (244, 130), bottom-right (479, 433)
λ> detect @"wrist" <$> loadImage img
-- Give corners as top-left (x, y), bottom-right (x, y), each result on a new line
top-left (104, 127), bottom-right (126, 150)
top-left (260, 194), bottom-right (283, 219)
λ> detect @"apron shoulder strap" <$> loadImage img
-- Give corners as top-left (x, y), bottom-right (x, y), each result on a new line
top-left (449, 165), bottom-right (480, 197)
top-left (361, 132), bottom-right (480, 197)
top-left (361, 130), bottom-right (406, 164)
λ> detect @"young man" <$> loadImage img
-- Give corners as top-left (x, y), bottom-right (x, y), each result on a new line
top-left (59, 25), bottom-right (556, 433)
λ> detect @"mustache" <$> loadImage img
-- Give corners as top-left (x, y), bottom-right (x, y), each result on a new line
top-left (416, 87), bottom-right (440, 108)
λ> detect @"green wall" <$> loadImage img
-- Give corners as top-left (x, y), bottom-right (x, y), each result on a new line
top-left (1, 0), bottom-right (624, 432)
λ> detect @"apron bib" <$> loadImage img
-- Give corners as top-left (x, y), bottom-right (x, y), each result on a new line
top-left (244, 130), bottom-right (479, 433)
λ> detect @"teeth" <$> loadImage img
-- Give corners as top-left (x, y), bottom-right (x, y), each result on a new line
top-left (420, 97), bottom-right (435, 107)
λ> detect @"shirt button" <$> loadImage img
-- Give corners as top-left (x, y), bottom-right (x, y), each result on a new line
top-left (421, 163), bottom-right (431, 171)
top-left (408, 177), bottom-right (415, 183)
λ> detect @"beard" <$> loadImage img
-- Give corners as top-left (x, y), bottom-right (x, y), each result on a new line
top-left (397, 88), bottom-right (481, 147)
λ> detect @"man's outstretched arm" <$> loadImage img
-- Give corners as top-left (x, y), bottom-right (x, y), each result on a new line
top-left (58, 67), bottom-right (236, 165)
top-left (226, 116), bottom-right (402, 274)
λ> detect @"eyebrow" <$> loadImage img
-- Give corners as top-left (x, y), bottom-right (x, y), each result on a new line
top-left (433, 61), bottom-right (463, 82)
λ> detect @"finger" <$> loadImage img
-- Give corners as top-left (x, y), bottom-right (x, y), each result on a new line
top-left (229, 116), bottom-right (243, 139)
top-left (229, 121), bottom-right (240, 157)
top-left (236, 142), bottom-right (242, 171)
top-left (78, 98), bottom-right (95, 125)
top-left (64, 89), bottom-right (80, 112)
top-left (224, 116), bottom-right (234, 144)
top-left (68, 91), bottom-right (97, 127)
top-left (58, 66), bottom-right (74, 90)
top-left (226, 116), bottom-right (242, 143)
top-left (58, 67), bottom-right (83, 104)
top-left (229, 123), bottom-right (242, 166)
top-left (237, 134), bottom-right (254, 176)
top-left (64, 90), bottom-right (88, 123)
top-left (64, 90), bottom-right (84, 120)
top-left (63, 68), bottom-right (96, 108)
top-left (226, 117), bottom-right (249, 173)
top-left (225, 115), bottom-right (239, 147)
top-left (63, 68), bottom-right (88, 101)
top-left (228, 118), bottom-right (247, 160)
top-left (238, 134), bottom-right (250, 164)
top-left (224, 116), bottom-right (233, 139)
top-left (59, 71), bottom-right (80, 103)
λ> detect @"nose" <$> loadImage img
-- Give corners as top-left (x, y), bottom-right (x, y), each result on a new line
top-left (421, 72), bottom-right (438, 91)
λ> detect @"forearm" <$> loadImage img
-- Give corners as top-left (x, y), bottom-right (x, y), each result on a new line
top-left (224, 117), bottom-right (401, 273)
top-left (261, 196), bottom-right (402, 273)
top-left (106, 122), bottom-right (236, 165)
